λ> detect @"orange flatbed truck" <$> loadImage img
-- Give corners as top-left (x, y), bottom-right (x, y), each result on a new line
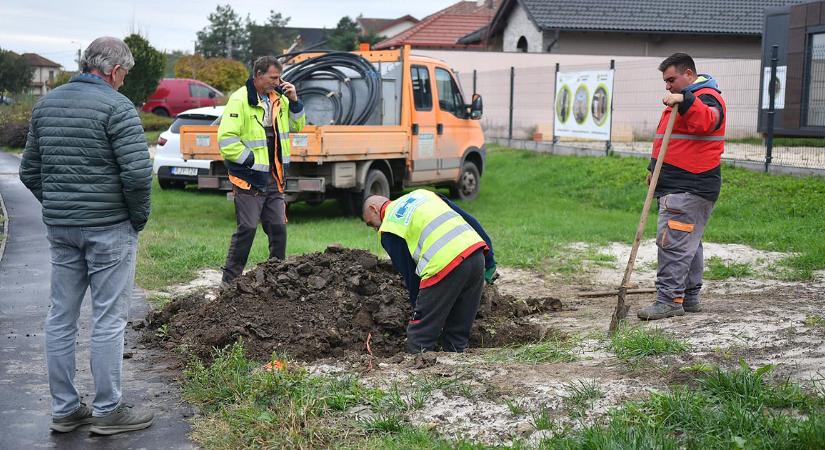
top-left (179, 46), bottom-right (485, 212)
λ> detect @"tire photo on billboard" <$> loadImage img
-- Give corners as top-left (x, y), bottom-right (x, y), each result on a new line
top-left (591, 84), bottom-right (610, 127)
top-left (556, 85), bottom-right (572, 124)
top-left (573, 84), bottom-right (589, 125)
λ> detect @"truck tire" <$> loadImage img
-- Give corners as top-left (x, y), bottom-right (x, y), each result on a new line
top-left (450, 161), bottom-right (480, 201)
top-left (345, 169), bottom-right (390, 216)
top-left (364, 169), bottom-right (390, 199)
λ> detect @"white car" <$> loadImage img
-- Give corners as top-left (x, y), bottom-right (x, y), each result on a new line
top-left (153, 106), bottom-right (224, 189)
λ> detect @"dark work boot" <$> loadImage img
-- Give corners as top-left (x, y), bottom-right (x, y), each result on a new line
top-left (682, 301), bottom-right (702, 313)
top-left (637, 302), bottom-right (685, 320)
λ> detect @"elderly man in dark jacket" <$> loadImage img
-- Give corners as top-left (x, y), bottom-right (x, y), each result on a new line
top-left (19, 36), bottom-right (153, 435)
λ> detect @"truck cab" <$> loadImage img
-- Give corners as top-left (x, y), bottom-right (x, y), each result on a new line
top-left (179, 46), bottom-right (485, 212)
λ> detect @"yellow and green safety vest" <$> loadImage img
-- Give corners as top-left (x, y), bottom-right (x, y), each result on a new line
top-left (379, 189), bottom-right (484, 280)
top-left (217, 83), bottom-right (306, 189)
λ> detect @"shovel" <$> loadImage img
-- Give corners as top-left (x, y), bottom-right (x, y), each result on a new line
top-left (608, 106), bottom-right (679, 335)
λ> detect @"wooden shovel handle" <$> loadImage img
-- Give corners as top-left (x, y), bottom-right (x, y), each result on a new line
top-left (618, 109), bottom-right (679, 289)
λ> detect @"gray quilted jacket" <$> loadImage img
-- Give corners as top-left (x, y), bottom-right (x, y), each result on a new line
top-left (20, 74), bottom-right (152, 231)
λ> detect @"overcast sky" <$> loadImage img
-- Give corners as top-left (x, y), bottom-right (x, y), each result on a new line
top-left (0, 0), bottom-right (458, 69)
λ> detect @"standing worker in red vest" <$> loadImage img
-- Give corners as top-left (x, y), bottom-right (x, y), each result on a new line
top-left (638, 53), bottom-right (726, 320)
top-left (363, 190), bottom-right (497, 353)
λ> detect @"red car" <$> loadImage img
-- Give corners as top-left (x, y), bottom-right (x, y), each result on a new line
top-left (141, 78), bottom-right (224, 117)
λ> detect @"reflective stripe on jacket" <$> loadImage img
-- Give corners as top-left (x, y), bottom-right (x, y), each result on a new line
top-left (379, 189), bottom-right (485, 281)
top-left (652, 87), bottom-right (726, 174)
top-left (218, 78), bottom-right (306, 192)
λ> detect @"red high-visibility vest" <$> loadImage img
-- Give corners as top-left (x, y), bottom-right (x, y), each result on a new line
top-left (652, 87), bottom-right (726, 174)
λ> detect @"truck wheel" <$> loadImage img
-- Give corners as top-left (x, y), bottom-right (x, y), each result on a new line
top-left (450, 162), bottom-right (480, 201)
top-left (363, 169), bottom-right (390, 203)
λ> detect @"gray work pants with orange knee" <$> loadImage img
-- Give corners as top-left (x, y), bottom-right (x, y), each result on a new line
top-left (655, 192), bottom-right (715, 307)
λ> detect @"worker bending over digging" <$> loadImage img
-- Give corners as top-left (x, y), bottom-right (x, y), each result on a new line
top-left (363, 190), bottom-right (497, 353)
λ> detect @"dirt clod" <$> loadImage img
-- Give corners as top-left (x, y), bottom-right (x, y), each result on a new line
top-left (147, 247), bottom-right (564, 362)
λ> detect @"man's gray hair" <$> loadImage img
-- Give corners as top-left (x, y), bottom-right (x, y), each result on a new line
top-left (81, 37), bottom-right (135, 75)
top-left (252, 56), bottom-right (282, 77)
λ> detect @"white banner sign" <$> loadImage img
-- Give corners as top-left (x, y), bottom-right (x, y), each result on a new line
top-left (761, 66), bottom-right (786, 109)
top-left (554, 70), bottom-right (614, 141)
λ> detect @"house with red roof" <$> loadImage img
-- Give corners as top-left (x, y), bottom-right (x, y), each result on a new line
top-left (357, 15), bottom-right (419, 39)
top-left (374, 0), bottom-right (500, 50)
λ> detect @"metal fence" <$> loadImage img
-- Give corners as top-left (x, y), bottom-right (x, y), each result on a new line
top-left (457, 55), bottom-right (825, 174)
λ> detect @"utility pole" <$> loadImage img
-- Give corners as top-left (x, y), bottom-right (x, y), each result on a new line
top-left (71, 40), bottom-right (82, 71)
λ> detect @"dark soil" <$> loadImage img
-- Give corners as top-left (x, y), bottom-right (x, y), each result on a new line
top-left (146, 247), bottom-right (564, 363)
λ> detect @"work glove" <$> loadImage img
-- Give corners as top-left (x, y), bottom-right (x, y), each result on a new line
top-left (484, 265), bottom-right (498, 285)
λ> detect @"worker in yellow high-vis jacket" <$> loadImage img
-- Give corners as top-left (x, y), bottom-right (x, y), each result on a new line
top-left (363, 189), bottom-right (497, 353)
top-left (217, 56), bottom-right (306, 285)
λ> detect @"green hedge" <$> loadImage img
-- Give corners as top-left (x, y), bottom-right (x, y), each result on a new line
top-left (0, 102), bottom-right (33, 149)
top-left (139, 112), bottom-right (174, 131)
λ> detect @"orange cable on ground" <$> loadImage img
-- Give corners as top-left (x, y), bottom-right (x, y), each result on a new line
top-left (366, 332), bottom-right (374, 372)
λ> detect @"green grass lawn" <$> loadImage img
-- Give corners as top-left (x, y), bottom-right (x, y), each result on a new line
top-left (181, 342), bottom-right (824, 449)
top-left (144, 130), bottom-right (162, 146)
top-left (137, 146), bottom-right (825, 290)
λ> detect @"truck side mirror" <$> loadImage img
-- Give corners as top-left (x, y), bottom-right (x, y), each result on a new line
top-left (469, 94), bottom-right (483, 120)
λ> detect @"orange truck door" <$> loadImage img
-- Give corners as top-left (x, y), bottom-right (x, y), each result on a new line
top-left (408, 64), bottom-right (439, 183)
top-left (433, 67), bottom-right (472, 182)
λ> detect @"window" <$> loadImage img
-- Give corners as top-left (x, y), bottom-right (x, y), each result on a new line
top-left (410, 65), bottom-right (432, 111)
top-left (48, 70), bottom-right (54, 82)
top-left (189, 83), bottom-right (213, 98)
top-left (435, 68), bottom-right (466, 118)
top-left (516, 36), bottom-right (528, 53)
top-left (170, 115), bottom-right (221, 134)
top-left (806, 33), bottom-right (825, 126)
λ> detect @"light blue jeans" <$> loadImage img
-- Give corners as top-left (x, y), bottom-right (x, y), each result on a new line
top-left (45, 220), bottom-right (137, 418)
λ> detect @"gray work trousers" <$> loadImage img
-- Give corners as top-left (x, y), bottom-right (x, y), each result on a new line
top-left (406, 250), bottom-right (485, 353)
top-left (222, 181), bottom-right (287, 283)
top-left (45, 220), bottom-right (138, 418)
top-left (655, 192), bottom-right (715, 306)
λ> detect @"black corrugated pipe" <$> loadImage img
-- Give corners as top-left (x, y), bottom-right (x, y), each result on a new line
top-left (282, 52), bottom-right (381, 125)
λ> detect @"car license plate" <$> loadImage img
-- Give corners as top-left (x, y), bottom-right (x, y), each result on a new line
top-left (171, 167), bottom-right (198, 176)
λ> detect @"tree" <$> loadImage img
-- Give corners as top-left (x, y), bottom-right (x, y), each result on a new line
top-left (0, 48), bottom-right (34, 100)
top-left (120, 34), bottom-right (166, 106)
top-left (327, 16), bottom-right (360, 51)
top-left (175, 55), bottom-right (247, 94)
top-left (196, 4), bottom-right (249, 61)
top-left (164, 50), bottom-right (189, 77)
top-left (50, 71), bottom-right (74, 89)
top-left (361, 31), bottom-right (386, 47)
top-left (247, 11), bottom-right (295, 62)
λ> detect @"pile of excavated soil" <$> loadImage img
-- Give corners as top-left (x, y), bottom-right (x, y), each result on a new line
top-left (146, 246), bottom-right (564, 362)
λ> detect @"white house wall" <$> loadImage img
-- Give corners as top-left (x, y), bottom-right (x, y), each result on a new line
top-left (503, 2), bottom-right (543, 52)
top-left (380, 21), bottom-right (416, 39)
